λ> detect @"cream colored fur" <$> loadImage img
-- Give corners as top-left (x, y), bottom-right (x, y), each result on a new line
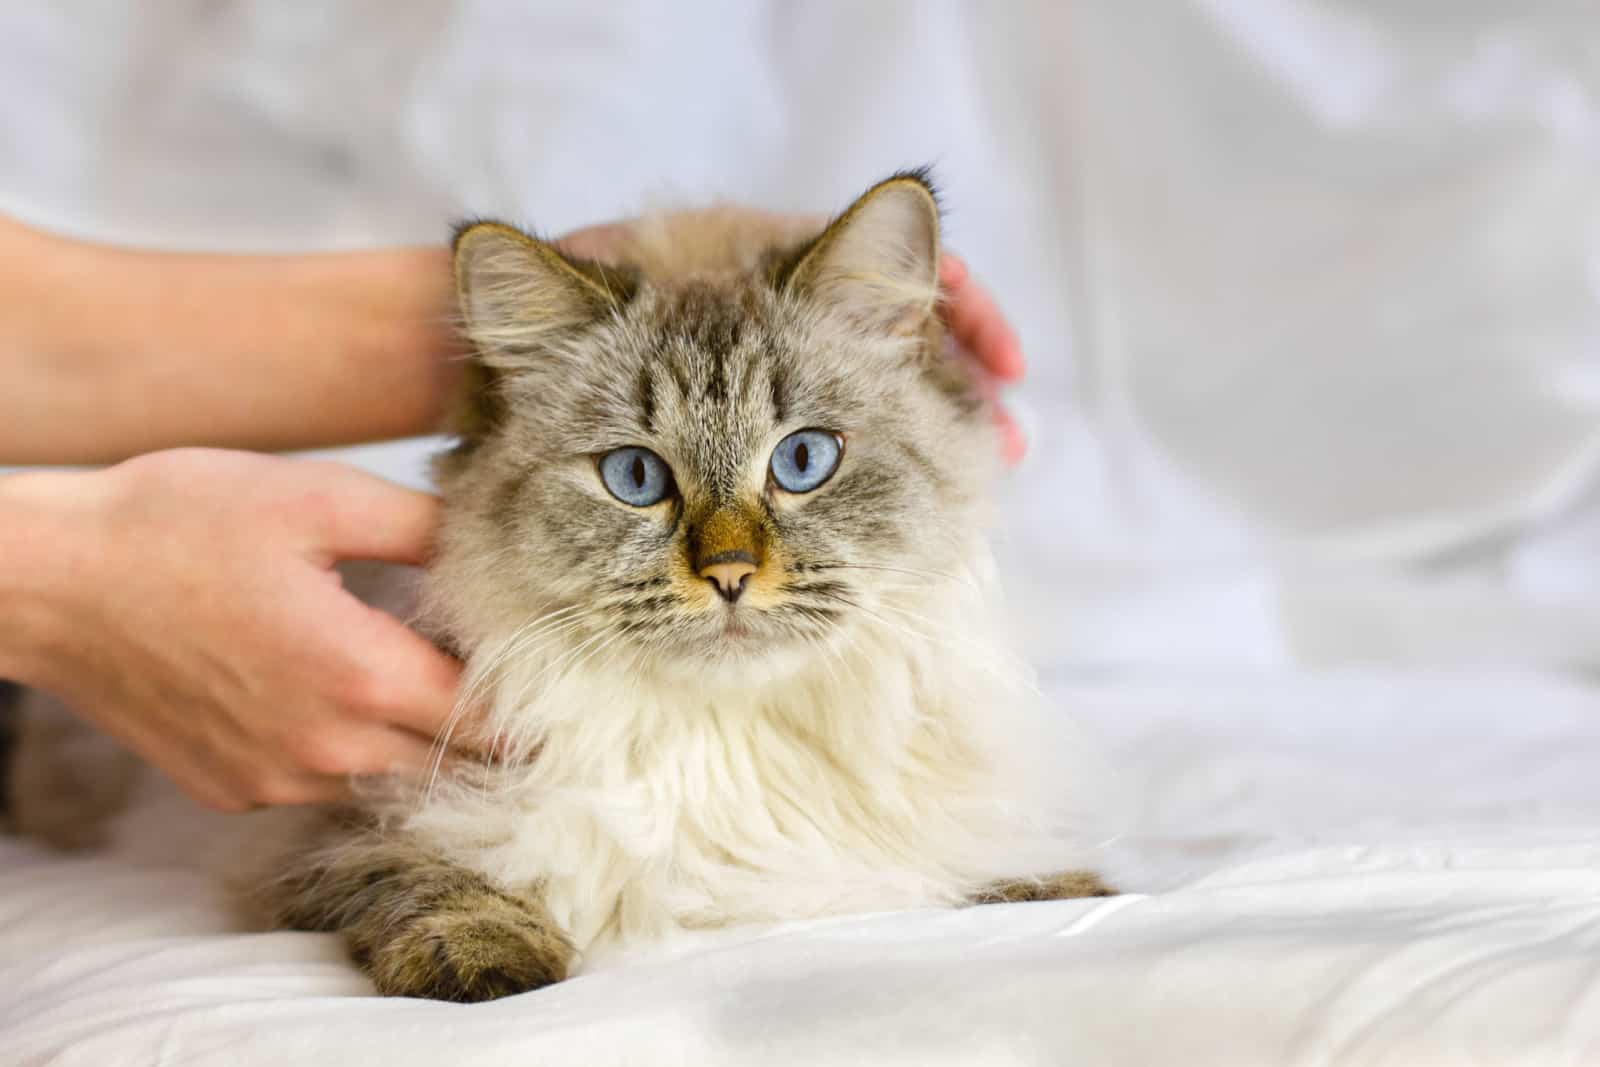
top-left (401, 542), bottom-right (1090, 963)
top-left (12, 539), bottom-right (1097, 969)
top-left (8, 175), bottom-right (1110, 982)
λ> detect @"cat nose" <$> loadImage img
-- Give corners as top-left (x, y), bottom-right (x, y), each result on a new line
top-left (698, 551), bottom-right (758, 603)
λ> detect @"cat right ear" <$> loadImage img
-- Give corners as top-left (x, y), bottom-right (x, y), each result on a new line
top-left (778, 170), bottom-right (942, 336)
top-left (449, 222), bottom-right (634, 438)
top-left (452, 221), bottom-right (630, 368)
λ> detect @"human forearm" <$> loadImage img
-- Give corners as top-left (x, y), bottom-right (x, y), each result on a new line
top-left (0, 212), bottom-right (1029, 468)
top-left (0, 216), bottom-right (462, 465)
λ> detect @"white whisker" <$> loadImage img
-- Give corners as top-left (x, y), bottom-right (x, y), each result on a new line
top-left (420, 604), bottom-right (590, 804)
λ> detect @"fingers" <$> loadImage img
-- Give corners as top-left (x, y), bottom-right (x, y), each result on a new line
top-left (939, 253), bottom-right (1028, 464)
top-left (554, 221), bottom-right (632, 261)
top-left (231, 729), bottom-right (442, 810)
top-left (995, 407), bottom-right (1027, 465)
top-left (939, 251), bottom-right (969, 289)
top-left (275, 775), bottom-right (357, 807)
top-left (306, 464), bottom-right (444, 566)
top-left (164, 756), bottom-right (351, 811)
top-left (339, 604), bottom-right (467, 742)
top-left (939, 253), bottom-right (1025, 383)
top-left (242, 726), bottom-right (443, 810)
top-left (344, 724), bottom-right (442, 778)
top-left (271, 727), bottom-right (455, 808)
top-left (166, 765), bottom-right (257, 813)
top-left (276, 726), bottom-right (441, 807)
top-left (969, 361), bottom-right (1028, 467)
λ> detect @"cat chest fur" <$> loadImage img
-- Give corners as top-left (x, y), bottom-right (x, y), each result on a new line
top-left (402, 609), bottom-right (1062, 960)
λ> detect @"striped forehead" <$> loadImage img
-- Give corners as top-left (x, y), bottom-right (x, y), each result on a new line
top-left (629, 284), bottom-right (791, 486)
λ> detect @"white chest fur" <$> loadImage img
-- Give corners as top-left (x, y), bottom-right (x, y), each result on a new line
top-left (403, 575), bottom-right (1088, 960)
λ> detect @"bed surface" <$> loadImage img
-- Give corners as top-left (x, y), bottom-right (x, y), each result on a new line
top-left (6, 670), bottom-right (1599, 1066)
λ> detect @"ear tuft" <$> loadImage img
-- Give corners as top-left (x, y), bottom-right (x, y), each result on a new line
top-left (782, 170), bottom-right (942, 333)
top-left (452, 221), bottom-right (631, 366)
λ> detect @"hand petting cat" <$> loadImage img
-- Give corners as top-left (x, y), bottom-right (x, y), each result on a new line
top-left (0, 207), bottom-right (1027, 812)
top-left (0, 451), bottom-right (462, 811)
top-left (939, 252), bottom-right (1027, 463)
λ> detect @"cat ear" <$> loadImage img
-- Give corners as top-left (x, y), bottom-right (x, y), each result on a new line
top-left (781, 170), bottom-right (941, 334)
top-left (452, 220), bottom-right (632, 368)
top-left (449, 221), bottom-right (635, 439)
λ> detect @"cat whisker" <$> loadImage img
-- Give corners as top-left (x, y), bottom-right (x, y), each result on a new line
top-left (863, 598), bottom-right (1038, 696)
top-left (803, 583), bottom-right (971, 656)
top-left (463, 605), bottom-right (587, 695)
top-left (507, 624), bottom-right (616, 711)
top-left (803, 629), bottom-right (851, 698)
top-left (421, 604), bottom-right (590, 804)
top-left (484, 625), bottom-right (629, 798)
top-left (802, 561), bottom-right (977, 591)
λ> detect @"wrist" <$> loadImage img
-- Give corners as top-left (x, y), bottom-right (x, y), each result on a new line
top-left (141, 245), bottom-right (463, 449)
top-left (0, 468), bottom-right (111, 688)
top-left (327, 246), bottom-right (464, 439)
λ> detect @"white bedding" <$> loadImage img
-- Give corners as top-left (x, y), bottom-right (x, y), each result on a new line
top-left (6, 670), bottom-right (1600, 1065)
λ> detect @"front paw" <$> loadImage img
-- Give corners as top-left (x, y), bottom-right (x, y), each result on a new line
top-left (367, 911), bottom-right (573, 1002)
top-left (974, 870), bottom-right (1116, 904)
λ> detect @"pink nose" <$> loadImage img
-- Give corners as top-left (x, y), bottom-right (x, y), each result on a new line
top-left (698, 552), bottom-right (758, 603)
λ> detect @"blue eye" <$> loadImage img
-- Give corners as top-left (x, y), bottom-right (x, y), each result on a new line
top-left (599, 447), bottom-right (674, 506)
top-left (770, 430), bottom-right (842, 493)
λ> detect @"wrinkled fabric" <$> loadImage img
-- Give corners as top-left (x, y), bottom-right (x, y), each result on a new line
top-left (5, 672), bottom-right (1600, 1065)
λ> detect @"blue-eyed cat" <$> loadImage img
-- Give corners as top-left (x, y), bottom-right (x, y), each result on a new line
top-left (11, 171), bottom-right (1111, 1001)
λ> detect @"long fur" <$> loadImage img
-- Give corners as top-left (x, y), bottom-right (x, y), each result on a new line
top-left (399, 547), bottom-right (1084, 958)
top-left (7, 171), bottom-right (1110, 998)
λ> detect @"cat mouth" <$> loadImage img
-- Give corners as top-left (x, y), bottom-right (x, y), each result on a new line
top-left (711, 611), bottom-right (792, 652)
top-left (719, 614), bottom-right (756, 639)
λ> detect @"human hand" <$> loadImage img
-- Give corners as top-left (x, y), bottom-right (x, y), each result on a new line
top-left (938, 253), bottom-right (1027, 463)
top-left (556, 220), bottom-right (1029, 463)
top-left (1, 450), bottom-right (464, 811)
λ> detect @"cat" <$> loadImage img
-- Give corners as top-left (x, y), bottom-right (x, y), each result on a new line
top-left (8, 170), bottom-right (1112, 1002)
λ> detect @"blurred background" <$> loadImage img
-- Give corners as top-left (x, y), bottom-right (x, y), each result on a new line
top-left (4, 1), bottom-right (1598, 680)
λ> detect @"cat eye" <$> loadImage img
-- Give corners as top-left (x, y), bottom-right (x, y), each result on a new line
top-left (599, 447), bottom-right (675, 506)
top-left (769, 430), bottom-right (843, 493)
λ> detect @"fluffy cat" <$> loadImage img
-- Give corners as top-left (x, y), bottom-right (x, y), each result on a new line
top-left (8, 171), bottom-right (1111, 1001)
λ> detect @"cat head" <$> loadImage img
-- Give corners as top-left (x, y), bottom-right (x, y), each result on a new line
top-left (431, 171), bottom-right (997, 681)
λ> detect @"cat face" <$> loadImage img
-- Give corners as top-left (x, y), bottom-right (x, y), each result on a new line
top-left (431, 173), bottom-right (995, 676)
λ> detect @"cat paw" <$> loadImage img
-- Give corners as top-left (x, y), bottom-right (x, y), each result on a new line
top-left (973, 870), bottom-right (1117, 904)
top-left (369, 911), bottom-right (573, 1002)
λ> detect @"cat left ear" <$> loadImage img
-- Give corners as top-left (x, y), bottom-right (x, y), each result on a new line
top-left (780, 170), bottom-right (941, 335)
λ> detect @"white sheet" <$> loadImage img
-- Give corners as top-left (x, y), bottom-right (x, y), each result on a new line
top-left (6, 671), bottom-right (1600, 1065)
